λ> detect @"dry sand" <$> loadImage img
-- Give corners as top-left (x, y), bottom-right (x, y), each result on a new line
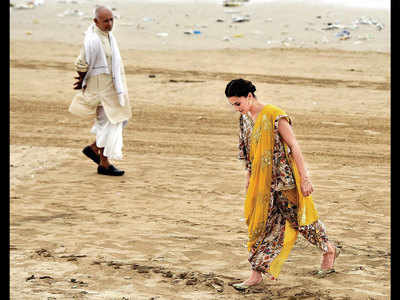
top-left (10, 0), bottom-right (390, 299)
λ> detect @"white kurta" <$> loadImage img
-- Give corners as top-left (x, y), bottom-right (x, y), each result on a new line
top-left (70, 25), bottom-right (130, 160)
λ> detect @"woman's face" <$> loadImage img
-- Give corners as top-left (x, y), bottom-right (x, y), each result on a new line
top-left (228, 94), bottom-right (252, 114)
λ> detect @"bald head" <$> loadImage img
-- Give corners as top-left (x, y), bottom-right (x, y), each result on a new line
top-left (93, 5), bottom-right (114, 32)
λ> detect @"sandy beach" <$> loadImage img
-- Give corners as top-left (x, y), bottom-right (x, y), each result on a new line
top-left (10, 0), bottom-right (390, 299)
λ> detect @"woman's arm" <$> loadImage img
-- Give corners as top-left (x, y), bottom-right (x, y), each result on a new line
top-left (278, 118), bottom-right (314, 197)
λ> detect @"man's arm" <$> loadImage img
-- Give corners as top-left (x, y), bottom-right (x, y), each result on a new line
top-left (73, 46), bottom-right (88, 90)
top-left (73, 71), bottom-right (87, 90)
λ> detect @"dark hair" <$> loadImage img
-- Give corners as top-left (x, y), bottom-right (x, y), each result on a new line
top-left (225, 79), bottom-right (256, 98)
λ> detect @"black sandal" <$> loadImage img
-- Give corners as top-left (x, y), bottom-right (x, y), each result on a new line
top-left (97, 164), bottom-right (125, 176)
top-left (82, 146), bottom-right (100, 165)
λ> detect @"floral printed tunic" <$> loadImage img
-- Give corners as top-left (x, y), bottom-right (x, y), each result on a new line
top-left (238, 112), bottom-right (296, 191)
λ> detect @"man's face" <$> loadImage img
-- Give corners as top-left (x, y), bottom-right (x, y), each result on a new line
top-left (94, 8), bottom-right (114, 32)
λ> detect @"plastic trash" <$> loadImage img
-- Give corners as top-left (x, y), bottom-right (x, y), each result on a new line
top-left (336, 30), bottom-right (351, 40)
top-left (321, 22), bottom-right (343, 30)
top-left (193, 30), bottom-right (201, 34)
top-left (281, 37), bottom-right (295, 46)
top-left (223, 0), bottom-right (248, 7)
top-left (232, 15), bottom-right (250, 23)
top-left (57, 0), bottom-right (79, 3)
top-left (14, 0), bottom-right (45, 7)
top-left (353, 16), bottom-right (384, 31)
top-left (156, 32), bottom-right (168, 37)
top-left (14, 3), bottom-right (35, 9)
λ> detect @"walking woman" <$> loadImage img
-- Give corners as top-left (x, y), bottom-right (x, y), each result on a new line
top-left (225, 79), bottom-right (339, 290)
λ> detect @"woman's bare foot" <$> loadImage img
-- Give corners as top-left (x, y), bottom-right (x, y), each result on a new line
top-left (242, 270), bottom-right (263, 286)
top-left (321, 242), bottom-right (337, 270)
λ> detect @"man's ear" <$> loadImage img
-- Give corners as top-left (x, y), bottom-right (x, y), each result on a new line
top-left (93, 18), bottom-right (98, 25)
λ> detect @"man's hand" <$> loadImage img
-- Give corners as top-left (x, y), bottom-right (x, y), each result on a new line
top-left (73, 71), bottom-right (87, 90)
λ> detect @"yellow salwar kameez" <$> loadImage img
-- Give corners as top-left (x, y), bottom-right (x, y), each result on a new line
top-left (239, 104), bottom-right (330, 279)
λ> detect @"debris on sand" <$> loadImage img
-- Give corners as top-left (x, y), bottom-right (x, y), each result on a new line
top-left (223, 0), bottom-right (249, 7)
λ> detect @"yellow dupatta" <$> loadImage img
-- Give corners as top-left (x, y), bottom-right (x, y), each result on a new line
top-left (244, 104), bottom-right (319, 278)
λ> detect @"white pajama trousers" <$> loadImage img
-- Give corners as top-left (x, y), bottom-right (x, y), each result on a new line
top-left (90, 106), bottom-right (127, 160)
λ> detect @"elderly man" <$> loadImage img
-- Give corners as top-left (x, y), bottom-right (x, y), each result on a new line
top-left (69, 5), bottom-right (131, 176)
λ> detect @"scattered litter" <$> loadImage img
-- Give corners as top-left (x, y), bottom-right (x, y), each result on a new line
top-left (142, 17), bottom-right (153, 22)
top-left (216, 18), bottom-right (225, 23)
top-left (353, 16), bottom-right (384, 31)
top-left (57, 8), bottom-right (85, 17)
top-left (223, 0), bottom-right (249, 7)
top-left (56, 0), bottom-right (79, 3)
top-left (156, 32), bottom-right (168, 37)
top-left (232, 34), bottom-right (244, 38)
top-left (232, 15), bottom-right (250, 23)
top-left (281, 37), bottom-right (295, 46)
top-left (223, 2), bottom-right (241, 7)
top-left (321, 22), bottom-right (344, 31)
top-left (223, 36), bottom-right (231, 42)
top-left (183, 30), bottom-right (201, 35)
top-left (336, 30), bottom-right (351, 40)
top-left (13, 0), bottom-right (44, 9)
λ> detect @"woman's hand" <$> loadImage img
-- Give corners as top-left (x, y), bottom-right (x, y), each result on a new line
top-left (246, 171), bottom-right (251, 192)
top-left (300, 176), bottom-right (314, 197)
top-left (278, 118), bottom-right (314, 197)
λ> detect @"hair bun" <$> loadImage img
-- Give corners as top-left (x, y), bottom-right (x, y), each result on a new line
top-left (225, 78), bottom-right (257, 98)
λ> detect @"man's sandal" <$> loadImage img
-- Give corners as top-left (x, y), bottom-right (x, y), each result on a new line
top-left (82, 146), bottom-right (100, 165)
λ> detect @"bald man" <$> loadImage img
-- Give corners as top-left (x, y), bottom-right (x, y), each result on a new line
top-left (69, 5), bottom-right (132, 176)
